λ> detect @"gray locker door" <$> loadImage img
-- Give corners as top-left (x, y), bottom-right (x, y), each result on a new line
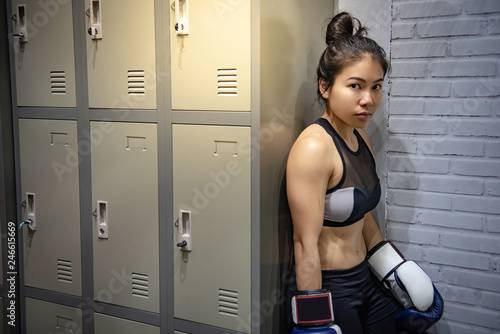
top-left (86, 0), bottom-right (156, 109)
top-left (19, 119), bottom-right (82, 296)
top-left (11, 0), bottom-right (76, 107)
top-left (170, 1), bottom-right (251, 111)
top-left (91, 122), bottom-right (159, 313)
top-left (26, 298), bottom-right (83, 334)
top-left (172, 124), bottom-right (251, 333)
top-left (94, 313), bottom-right (160, 334)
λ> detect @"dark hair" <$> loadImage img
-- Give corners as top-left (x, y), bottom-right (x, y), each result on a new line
top-left (317, 12), bottom-right (389, 101)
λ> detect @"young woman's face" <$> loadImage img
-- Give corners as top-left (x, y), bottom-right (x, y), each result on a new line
top-left (321, 56), bottom-right (385, 129)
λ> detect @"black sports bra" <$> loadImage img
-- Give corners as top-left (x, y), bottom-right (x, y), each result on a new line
top-left (315, 118), bottom-right (381, 227)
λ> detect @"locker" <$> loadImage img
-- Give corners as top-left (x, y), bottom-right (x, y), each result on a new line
top-left (94, 313), bottom-right (160, 334)
top-left (170, 0), bottom-right (251, 111)
top-left (25, 298), bottom-right (83, 334)
top-left (91, 122), bottom-right (159, 313)
top-left (86, 0), bottom-right (157, 109)
top-left (11, 0), bottom-right (76, 107)
top-left (172, 124), bottom-right (251, 333)
top-left (19, 119), bottom-right (82, 296)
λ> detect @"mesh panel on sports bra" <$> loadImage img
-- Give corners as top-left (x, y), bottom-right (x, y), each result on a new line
top-left (315, 118), bottom-right (380, 227)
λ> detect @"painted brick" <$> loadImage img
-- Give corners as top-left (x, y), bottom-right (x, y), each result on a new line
top-left (388, 173), bottom-right (419, 189)
top-left (390, 99), bottom-right (425, 115)
top-left (442, 232), bottom-right (500, 254)
top-left (386, 205), bottom-right (421, 224)
top-left (391, 61), bottom-right (426, 78)
top-left (418, 18), bottom-right (481, 38)
top-left (486, 141), bottom-right (500, 157)
top-left (392, 22), bottom-right (415, 39)
top-left (489, 17), bottom-right (500, 34)
top-left (465, 0), bottom-right (500, 15)
top-left (388, 189), bottom-right (453, 210)
top-left (425, 99), bottom-right (492, 117)
top-left (388, 137), bottom-right (417, 153)
top-left (435, 322), bottom-right (493, 334)
top-left (487, 216), bottom-right (500, 233)
top-left (392, 40), bottom-right (448, 58)
top-left (485, 180), bottom-right (500, 196)
top-left (454, 79), bottom-right (500, 97)
top-left (451, 119), bottom-right (500, 137)
top-left (390, 241), bottom-right (424, 261)
top-left (419, 175), bottom-right (483, 195)
top-left (443, 267), bottom-right (500, 293)
top-left (389, 117), bottom-right (447, 134)
top-left (425, 248), bottom-right (490, 270)
top-left (451, 37), bottom-right (500, 56)
top-left (435, 282), bottom-right (477, 305)
top-left (480, 291), bottom-right (500, 310)
top-left (454, 195), bottom-right (500, 215)
top-left (444, 302), bottom-right (500, 329)
top-left (417, 138), bottom-right (484, 157)
top-left (430, 59), bottom-right (497, 77)
top-left (495, 101), bottom-right (500, 117)
top-left (397, 1), bottom-right (462, 19)
top-left (419, 210), bottom-right (484, 230)
top-left (453, 159), bottom-right (500, 177)
top-left (388, 155), bottom-right (450, 174)
top-left (387, 225), bottom-right (440, 244)
top-left (391, 80), bottom-right (452, 97)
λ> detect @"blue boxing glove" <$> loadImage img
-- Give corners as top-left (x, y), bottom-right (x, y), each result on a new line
top-left (367, 241), bottom-right (444, 334)
top-left (291, 289), bottom-right (342, 334)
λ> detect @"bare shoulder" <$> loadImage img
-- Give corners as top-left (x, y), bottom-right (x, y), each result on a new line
top-left (289, 124), bottom-right (333, 160)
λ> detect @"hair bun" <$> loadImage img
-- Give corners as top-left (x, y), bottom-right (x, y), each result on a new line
top-left (325, 12), bottom-right (367, 46)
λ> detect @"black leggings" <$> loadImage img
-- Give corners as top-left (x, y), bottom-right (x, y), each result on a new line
top-left (287, 259), bottom-right (404, 334)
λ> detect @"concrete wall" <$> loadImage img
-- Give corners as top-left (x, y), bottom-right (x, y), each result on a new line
top-left (389, 1), bottom-right (500, 333)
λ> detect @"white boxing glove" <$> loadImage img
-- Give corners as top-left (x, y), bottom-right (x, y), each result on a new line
top-left (367, 241), bottom-right (433, 311)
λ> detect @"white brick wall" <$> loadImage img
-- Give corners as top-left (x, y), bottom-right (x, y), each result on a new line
top-left (389, 1), bottom-right (500, 333)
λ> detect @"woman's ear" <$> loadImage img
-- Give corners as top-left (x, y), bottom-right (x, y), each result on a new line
top-left (319, 80), bottom-right (330, 99)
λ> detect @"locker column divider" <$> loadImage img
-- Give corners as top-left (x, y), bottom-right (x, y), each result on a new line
top-left (1, 2), bottom-right (19, 333)
top-left (73, 0), bottom-right (94, 332)
top-left (5, 0), bottom-right (27, 332)
top-left (158, 0), bottom-right (174, 332)
top-left (250, 1), bottom-right (261, 333)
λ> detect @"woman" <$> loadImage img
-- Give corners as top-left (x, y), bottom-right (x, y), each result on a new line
top-left (286, 12), bottom-right (403, 333)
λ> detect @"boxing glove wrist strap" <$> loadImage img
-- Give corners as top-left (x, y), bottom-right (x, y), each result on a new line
top-left (367, 241), bottom-right (406, 282)
top-left (292, 289), bottom-right (334, 327)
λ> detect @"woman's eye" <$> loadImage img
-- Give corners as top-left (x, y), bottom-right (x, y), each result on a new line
top-left (350, 84), bottom-right (360, 89)
top-left (373, 84), bottom-right (382, 90)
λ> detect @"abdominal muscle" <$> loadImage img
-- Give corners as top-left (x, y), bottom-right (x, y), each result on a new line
top-left (318, 218), bottom-right (367, 270)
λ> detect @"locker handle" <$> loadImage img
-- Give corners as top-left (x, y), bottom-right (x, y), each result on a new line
top-left (176, 210), bottom-right (192, 251)
top-left (20, 193), bottom-right (36, 230)
top-left (96, 201), bottom-right (108, 239)
top-left (172, 0), bottom-right (189, 35)
top-left (14, 5), bottom-right (28, 43)
top-left (88, 0), bottom-right (102, 39)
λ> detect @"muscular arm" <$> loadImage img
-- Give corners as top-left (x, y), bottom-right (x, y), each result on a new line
top-left (287, 131), bottom-right (332, 291)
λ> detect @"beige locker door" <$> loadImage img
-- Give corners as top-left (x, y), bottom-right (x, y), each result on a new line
top-left (170, 1), bottom-right (251, 111)
top-left (94, 313), bottom-right (160, 334)
top-left (26, 298), bottom-right (83, 334)
top-left (19, 119), bottom-right (82, 296)
top-left (172, 124), bottom-right (251, 333)
top-left (86, 0), bottom-right (156, 109)
top-left (91, 122), bottom-right (159, 313)
top-left (11, 0), bottom-right (76, 107)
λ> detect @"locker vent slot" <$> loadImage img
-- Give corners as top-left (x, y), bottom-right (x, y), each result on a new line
top-left (57, 259), bottom-right (72, 283)
top-left (132, 273), bottom-right (149, 299)
top-left (218, 289), bottom-right (238, 317)
top-left (50, 71), bottom-right (67, 95)
top-left (217, 69), bottom-right (238, 96)
top-left (128, 70), bottom-right (146, 95)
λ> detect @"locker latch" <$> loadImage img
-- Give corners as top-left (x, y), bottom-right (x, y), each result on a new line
top-left (13, 5), bottom-right (28, 44)
top-left (87, 0), bottom-right (102, 39)
top-left (172, 0), bottom-right (189, 35)
top-left (176, 210), bottom-right (192, 251)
